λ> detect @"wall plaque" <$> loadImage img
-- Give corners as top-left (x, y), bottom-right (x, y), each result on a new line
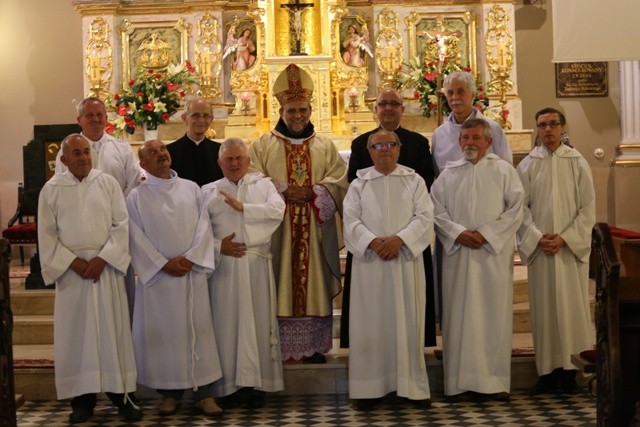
top-left (555, 62), bottom-right (608, 98)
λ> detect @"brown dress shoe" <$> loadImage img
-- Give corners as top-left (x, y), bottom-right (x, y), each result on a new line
top-left (158, 397), bottom-right (181, 415)
top-left (194, 397), bottom-right (223, 415)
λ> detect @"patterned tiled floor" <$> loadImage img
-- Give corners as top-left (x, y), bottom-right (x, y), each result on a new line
top-left (17, 392), bottom-right (596, 426)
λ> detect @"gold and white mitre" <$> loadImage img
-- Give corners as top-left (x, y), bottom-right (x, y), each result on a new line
top-left (273, 64), bottom-right (313, 106)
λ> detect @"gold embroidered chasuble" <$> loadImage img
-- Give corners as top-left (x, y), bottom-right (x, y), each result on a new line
top-left (250, 130), bottom-right (347, 318)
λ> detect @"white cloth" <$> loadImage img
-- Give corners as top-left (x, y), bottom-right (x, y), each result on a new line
top-left (202, 172), bottom-right (285, 396)
top-left (126, 171), bottom-right (221, 390)
top-left (516, 145), bottom-right (595, 375)
top-left (431, 154), bottom-right (524, 396)
top-left (38, 169), bottom-right (136, 400)
top-left (431, 109), bottom-right (513, 175)
top-left (343, 165), bottom-right (434, 400)
top-left (56, 132), bottom-right (141, 197)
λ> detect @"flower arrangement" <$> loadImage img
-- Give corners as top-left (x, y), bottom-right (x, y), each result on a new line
top-left (397, 56), bottom-right (489, 118)
top-left (108, 62), bottom-right (198, 134)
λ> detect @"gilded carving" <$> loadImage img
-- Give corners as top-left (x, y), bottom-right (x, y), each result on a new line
top-left (195, 13), bottom-right (223, 101)
top-left (485, 4), bottom-right (513, 129)
top-left (85, 17), bottom-right (113, 100)
top-left (375, 8), bottom-right (402, 89)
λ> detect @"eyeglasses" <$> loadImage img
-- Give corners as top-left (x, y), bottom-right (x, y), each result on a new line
top-left (536, 121), bottom-right (562, 129)
top-left (369, 141), bottom-right (398, 151)
top-left (377, 101), bottom-right (403, 108)
top-left (188, 113), bottom-right (214, 120)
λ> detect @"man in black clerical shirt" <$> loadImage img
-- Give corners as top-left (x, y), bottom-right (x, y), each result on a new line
top-left (340, 88), bottom-right (437, 348)
top-left (167, 97), bottom-right (223, 186)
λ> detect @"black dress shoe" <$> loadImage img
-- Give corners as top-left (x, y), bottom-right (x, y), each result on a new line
top-left (447, 391), bottom-right (476, 403)
top-left (245, 389), bottom-right (266, 409)
top-left (405, 398), bottom-right (431, 409)
top-left (304, 353), bottom-right (327, 364)
top-left (354, 398), bottom-right (379, 411)
top-left (529, 370), bottom-right (560, 395)
top-left (558, 369), bottom-right (579, 394)
top-left (69, 407), bottom-right (93, 424)
top-left (472, 392), bottom-right (510, 402)
top-left (118, 402), bottom-right (143, 422)
top-left (218, 392), bottom-right (242, 409)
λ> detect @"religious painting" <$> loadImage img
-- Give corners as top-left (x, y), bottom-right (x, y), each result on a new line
top-left (222, 19), bottom-right (258, 72)
top-left (407, 12), bottom-right (477, 74)
top-left (339, 16), bottom-right (373, 68)
top-left (119, 19), bottom-right (189, 90)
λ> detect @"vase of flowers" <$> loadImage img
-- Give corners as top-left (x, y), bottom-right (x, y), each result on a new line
top-left (397, 56), bottom-right (489, 118)
top-left (108, 61), bottom-right (198, 135)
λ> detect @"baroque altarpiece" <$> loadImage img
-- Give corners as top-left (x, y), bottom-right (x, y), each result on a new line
top-left (72, 0), bottom-right (531, 154)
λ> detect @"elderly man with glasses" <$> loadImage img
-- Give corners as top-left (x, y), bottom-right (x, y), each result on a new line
top-left (517, 107), bottom-right (595, 395)
top-left (167, 97), bottom-right (223, 186)
top-left (343, 128), bottom-right (435, 411)
top-left (341, 88), bottom-right (438, 354)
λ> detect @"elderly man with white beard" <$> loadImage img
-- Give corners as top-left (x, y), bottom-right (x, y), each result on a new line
top-left (431, 118), bottom-right (524, 403)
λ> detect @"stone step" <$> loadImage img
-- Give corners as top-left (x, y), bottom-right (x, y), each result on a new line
top-left (13, 315), bottom-right (54, 345)
top-left (10, 290), bottom-right (55, 316)
top-left (12, 340), bottom-right (541, 401)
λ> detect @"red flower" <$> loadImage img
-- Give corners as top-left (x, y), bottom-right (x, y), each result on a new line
top-left (155, 73), bottom-right (162, 79)
top-left (478, 94), bottom-right (485, 99)
top-left (500, 108), bottom-right (510, 121)
top-left (186, 61), bottom-right (195, 73)
top-left (125, 118), bottom-right (135, 128)
top-left (475, 102), bottom-right (484, 111)
top-left (428, 103), bottom-right (436, 110)
top-left (161, 113), bottom-right (170, 121)
top-left (180, 91), bottom-right (186, 97)
top-left (143, 101), bottom-right (155, 112)
top-left (424, 72), bottom-right (437, 82)
top-left (166, 81), bottom-right (179, 91)
top-left (113, 93), bottom-right (120, 100)
top-left (128, 79), bottom-right (135, 85)
top-left (105, 122), bottom-right (116, 134)
top-left (427, 61), bottom-right (434, 68)
top-left (478, 85), bottom-right (484, 91)
top-left (137, 91), bottom-right (144, 97)
top-left (414, 91), bottom-right (420, 99)
top-left (464, 67), bottom-right (472, 72)
top-left (147, 69), bottom-right (154, 74)
top-left (117, 105), bottom-right (130, 116)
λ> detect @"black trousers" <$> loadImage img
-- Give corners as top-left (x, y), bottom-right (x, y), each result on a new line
top-left (71, 392), bottom-right (129, 410)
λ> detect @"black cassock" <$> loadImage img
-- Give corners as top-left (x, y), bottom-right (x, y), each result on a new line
top-left (167, 134), bottom-right (224, 187)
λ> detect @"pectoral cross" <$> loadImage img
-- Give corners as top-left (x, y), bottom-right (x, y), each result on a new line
top-left (281, 0), bottom-right (314, 55)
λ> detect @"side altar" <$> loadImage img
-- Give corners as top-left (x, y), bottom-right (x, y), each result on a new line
top-left (72, 0), bottom-right (531, 157)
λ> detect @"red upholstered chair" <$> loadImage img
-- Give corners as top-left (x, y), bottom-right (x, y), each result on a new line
top-left (2, 183), bottom-right (37, 264)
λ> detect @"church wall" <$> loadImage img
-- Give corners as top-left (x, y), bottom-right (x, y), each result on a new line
top-left (0, 0), bottom-right (83, 230)
top-left (514, 0), bottom-right (621, 224)
top-left (0, 0), bottom-right (628, 238)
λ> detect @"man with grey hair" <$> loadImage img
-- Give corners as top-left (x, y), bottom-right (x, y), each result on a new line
top-left (344, 128), bottom-right (434, 411)
top-left (40, 134), bottom-right (142, 424)
top-left (431, 71), bottom-right (512, 175)
top-left (167, 97), bottom-right (223, 186)
top-left (431, 119), bottom-right (523, 403)
top-left (202, 137), bottom-right (286, 409)
top-left (55, 97), bottom-right (141, 197)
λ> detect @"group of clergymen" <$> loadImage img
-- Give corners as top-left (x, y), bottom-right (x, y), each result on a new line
top-left (37, 64), bottom-right (595, 423)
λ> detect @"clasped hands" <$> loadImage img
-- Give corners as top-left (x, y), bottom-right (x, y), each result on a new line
top-left (456, 230), bottom-right (486, 249)
top-left (283, 185), bottom-right (314, 204)
top-left (369, 236), bottom-right (404, 261)
top-left (162, 256), bottom-right (195, 277)
top-left (70, 257), bottom-right (107, 283)
top-left (538, 233), bottom-right (565, 255)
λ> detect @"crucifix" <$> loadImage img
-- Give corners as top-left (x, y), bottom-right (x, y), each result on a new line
top-left (280, 0), bottom-right (314, 55)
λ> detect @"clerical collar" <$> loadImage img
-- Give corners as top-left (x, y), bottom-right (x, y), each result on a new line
top-left (186, 133), bottom-right (206, 146)
top-left (275, 118), bottom-right (315, 139)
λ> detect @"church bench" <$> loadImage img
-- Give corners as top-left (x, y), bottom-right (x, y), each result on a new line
top-left (592, 223), bottom-right (640, 427)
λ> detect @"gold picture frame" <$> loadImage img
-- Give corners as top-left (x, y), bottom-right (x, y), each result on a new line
top-left (406, 11), bottom-right (477, 74)
top-left (119, 18), bottom-right (191, 91)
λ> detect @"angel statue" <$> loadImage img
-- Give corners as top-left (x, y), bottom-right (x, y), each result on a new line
top-left (342, 24), bottom-right (373, 68)
top-left (223, 26), bottom-right (256, 71)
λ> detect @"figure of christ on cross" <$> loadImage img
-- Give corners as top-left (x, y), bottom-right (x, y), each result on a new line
top-left (281, 0), bottom-right (314, 55)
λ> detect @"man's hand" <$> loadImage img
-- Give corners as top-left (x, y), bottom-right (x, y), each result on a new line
top-left (162, 256), bottom-right (193, 276)
top-left (221, 233), bottom-right (247, 258)
top-left (456, 230), bottom-right (485, 249)
top-left (539, 233), bottom-right (565, 255)
top-left (369, 236), bottom-right (404, 260)
top-left (70, 257), bottom-right (89, 278)
top-left (220, 190), bottom-right (244, 212)
top-left (83, 257), bottom-right (107, 282)
top-left (283, 185), bottom-right (314, 204)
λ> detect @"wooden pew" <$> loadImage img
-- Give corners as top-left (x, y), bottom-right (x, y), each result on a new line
top-left (0, 238), bottom-right (18, 426)
top-left (592, 223), bottom-right (640, 427)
